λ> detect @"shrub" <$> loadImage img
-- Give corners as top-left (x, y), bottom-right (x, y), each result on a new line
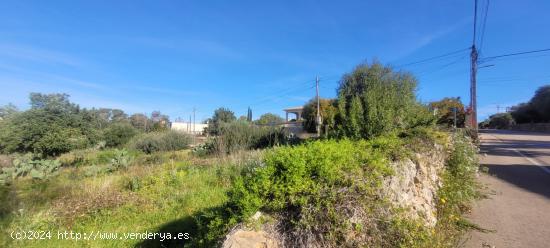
top-left (107, 149), bottom-right (132, 171)
top-left (0, 93), bottom-right (101, 157)
top-left (0, 154), bottom-right (61, 184)
top-left (57, 149), bottom-right (87, 167)
top-left (206, 107), bottom-right (237, 135)
top-left (333, 61), bottom-right (434, 139)
top-left (254, 113), bottom-right (284, 126)
top-left (195, 138), bottom-right (412, 247)
top-left (429, 97), bottom-right (466, 128)
top-left (487, 113), bottom-right (514, 129)
top-left (129, 131), bottom-right (191, 154)
top-left (102, 122), bottom-right (139, 147)
top-left (302, 98), bottom-right (338, 133)
top-left (207, 121), bottom-right (293, 155)
top-left (433, 131), bottom-right (480, 246)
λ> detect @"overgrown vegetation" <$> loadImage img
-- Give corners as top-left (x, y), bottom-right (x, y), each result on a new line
top-left (0, 93), bottom-right (171, 157)
top-left (302, 98), bottom-right (337, 133)
top-left (0, 154), bottom-right (60, 184)
top-left (510, 85), bottom-right (550, 123)
top-left (0, 149), bottom-right (253, 248)
top-left (429, 97), bottom-right (466, 128)
top-left (129, 131), bottom-right (191, 154)
top-left (480, 84), bottom-right (550, 127)
top-left (254, 113), bottom-right (285, 126)
top-left (190, 130), bottom-right (480, 247)
top-left (479, 112), bottom-right (515, 129)
top-left (332, 61), bottom-right (435, 138)
top-left (203, 121), bottom-right (295, 155)
top-left (0, 60), bottom-right (481, 248)
top-left (205, 107), bottom-right (237, 135)
top-left (431, 130), bottom-right (481, 247)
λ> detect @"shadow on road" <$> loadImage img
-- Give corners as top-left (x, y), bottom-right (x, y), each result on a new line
top-left (479, 129), bottom-right (550, 137)
top-left (484, 163), bottom-right (550, 199)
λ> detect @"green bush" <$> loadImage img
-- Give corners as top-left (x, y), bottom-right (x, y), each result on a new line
top-left (207, 121), bottom-right (294, 155)
top-left (302, 98), bottom-right (338, 133)
top-left (107, 149), bottom-right (133, 171)
top-left (102, 122), bottom-right (139, 147)
top-left (487, 113), bottom-right (514, 129)
top-left (129, 131), bottom-right (191, 154)
top-left (0, 93), bottom-right (101, 157)
top-left (433, 131), bottom-right (480, 246)
top-left (195, 138), bottom-right (412, 247)
top-left (333, 61), bottom-right (435, 139)
top-left (206, 107), bottom-right (237, 135)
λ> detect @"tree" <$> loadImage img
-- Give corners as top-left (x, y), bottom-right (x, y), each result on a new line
top-left (510, 103), bottom-right (539, 124)
top-left (509, 85), bottom-right (550, 123)
top-left (302, 98), bottom-right (337, 133)
top-left (102, 122), bottom-right (139, 147)
top-left (111, 109), bottom-right (128, 122)
top-left (334, 61), bottom-right (433, 139)
top-left (247, 107), bottom-right (253, 122)
top-left (0, 103), bottom-right (18, 119)
top-left (429, 97), bottom-right (466, 127)
top-left (130, 113), bottom-right (150, 131)
top-left (0, 93), bottom-right (97, 157)
top-left (487, 113), bottom-right (515, 129)
top-left (530, 85), bottom-right (550, 122)
top-left (206, 107), bottom-right (236, 135)
top-left (255, 113), bottom-right (284, 126)
top-left (150, 111), bottom-right (170, 131)
top-left (30, 93), bottom-right (76, 112)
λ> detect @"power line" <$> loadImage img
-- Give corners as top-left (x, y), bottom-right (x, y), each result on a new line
top-left (416, 54), bottom-right (469, 77)
top-left (394, 48), bottom-right (470, 68)
top-left (478, 0), bottom-right (490, 53)
top-left (480, 48), bottom-right (550, 62)
top-left (473, 0), bottom-right (478, 46)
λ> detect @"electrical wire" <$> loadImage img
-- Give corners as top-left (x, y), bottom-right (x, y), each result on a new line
top-left (394, 48), bottom-right (470, 68)
top-left (478, 0), bottom-right (490, 53)
top-left (480, 48), bottom-right (550, 62)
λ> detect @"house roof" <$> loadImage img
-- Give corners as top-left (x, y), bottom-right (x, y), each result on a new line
top-left (283, 106), bottom-right (304, 112)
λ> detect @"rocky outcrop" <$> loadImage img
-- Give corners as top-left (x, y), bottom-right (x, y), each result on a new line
top-left (383, 143), bottom-right (447, 227)
top-left (222, 229), bottom-right (278, 248)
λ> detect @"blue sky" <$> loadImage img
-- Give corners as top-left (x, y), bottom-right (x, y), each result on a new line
top-left (1, 0), bottom-right (549, 122)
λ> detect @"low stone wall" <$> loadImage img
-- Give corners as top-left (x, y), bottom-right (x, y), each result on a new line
top-left (511, 123), bottom-right (550, 133)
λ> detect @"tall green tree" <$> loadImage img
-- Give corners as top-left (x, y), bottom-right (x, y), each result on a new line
top-left (429, 97), bottom-right (466, 127)
top-left (129, 113), bottom-right (150, 131)
top-left (102, 122), bottom-right (139, 147)
top-left (0, 93), bottom-right (101, 157)
top-left (334, 61), bottom-right (433, 138)
top-left (302, 98), bottom-right (337, 133)
top-left (0, 103), bottom-right (18, 119)
top-left (509, 85), bottom-right (550, 123)
top-left (530, 85), bottom-right (550, 122)
top-left (206, 107), bottom-right (236, 135)
top-left (255, 113), bottom-right (284, 126)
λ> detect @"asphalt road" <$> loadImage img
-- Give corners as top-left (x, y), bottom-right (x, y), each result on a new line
top-left (465, 129), bottom-right (550, 248)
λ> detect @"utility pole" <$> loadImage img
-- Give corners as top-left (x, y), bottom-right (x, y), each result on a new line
top-left (193, 107), bottom-right (196, 145)
top-left (470, 46), bottom-right (478, 129)
top-left (452, 107), bottom-right (458, 128)
top-left (315, 76), bottom-right (321, 137)
top-left (470, 0), bottom-right (479, 130)
top-left (496, 105), bottom-right (500, 113)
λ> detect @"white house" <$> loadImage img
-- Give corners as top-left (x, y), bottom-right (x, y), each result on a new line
top-left (171, 122), bottom-right (208, 135)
